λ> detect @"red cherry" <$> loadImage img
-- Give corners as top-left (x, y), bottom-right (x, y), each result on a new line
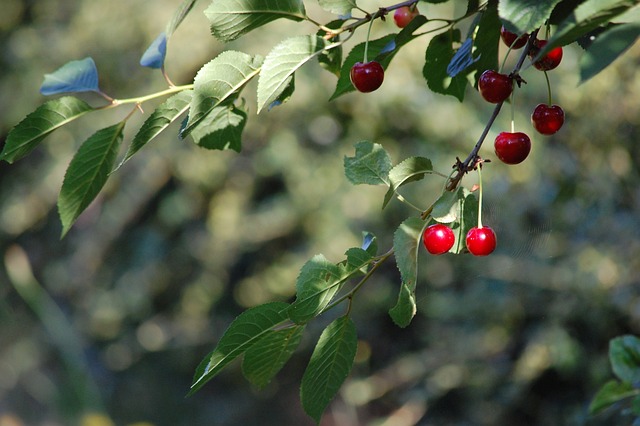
top-left (350, 61), bottom-right (384, 93)
top-left (466, 226), bottom-right (497, 256)
top-left (494, 131), bottom-right (531, 165)
top-left (393, 6), bottom-right (420, 28)
top-left (422, 224), bottom-right (455, 255)
top-left (530, 39), bottom-right (563, 71)
top-left (478, 70), bottom-right (513, 104)
top-left (500, 26), bottom-right (528, 49)
top-left (531, 104), bottom-right (564, 135)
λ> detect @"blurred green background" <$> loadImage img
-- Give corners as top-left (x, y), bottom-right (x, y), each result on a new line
top-left (1, 1), bottom-right (639, 425)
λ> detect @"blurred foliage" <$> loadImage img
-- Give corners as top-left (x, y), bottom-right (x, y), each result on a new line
top-left (0, 0), bottom-right (640, 425)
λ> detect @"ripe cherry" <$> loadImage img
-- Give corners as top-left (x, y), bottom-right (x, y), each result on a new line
top-left (531, 104), bottom-right (564, 135)
top-left (393, 6), bottom-right (420, 28)
top-left (529, 39), bottom-right (563, 71)
top-left (494, 131), bottom-right (531, 164)
top-left (500, 26), bottom-right (528, 49)
top-left (422, 224), bottom-right (455, 255)
top-left (478, 70), bottom-right (513, 103)
top-left (350, 61), bottom-right (384, 93)
top-left (466, 226), bottom-right (497, 256)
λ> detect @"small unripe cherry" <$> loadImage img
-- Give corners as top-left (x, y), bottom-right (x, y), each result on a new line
top-left (494, 131), bottom-right (531, 165)
top-left (350, 61), bottom-right (385, 93)
top-left (466, 226), bottom-right (497, 256)
top-left (422, 224), bottom-right (455, 255)
top-left (531, 104), bottom-right (565, 135)
top-left (529, 39), bottom-right (563, 71)
top-left (500, 26), bottom-right (528, 49)
top-left (478, 70), bottom-right (513, 104)
top-left (393, 6), bottom-right (420, 28)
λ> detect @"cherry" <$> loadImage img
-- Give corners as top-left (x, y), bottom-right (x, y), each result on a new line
top-left (500, 26), bottom-right (528, 49)
top-left (350, 61), bottom-right (384, 93)
top-left (494, 131), bottom-right (531, 164)
top-left (529, 39), bottom-right (563, 71)
top-left (422, 224), bottom-right (455, 255)
top-left (531, 104), bottom-right (564, 135)
top-left (393, 6), bottom-right (420, 28)
top-left (478, 70), bottom-right (513, 104)
top-left (466, 226), bottom-right (497, 256)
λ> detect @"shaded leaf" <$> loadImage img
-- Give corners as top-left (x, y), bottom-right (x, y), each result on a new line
top-left (189, 302), bottom-right (289, 394)
top-left (58, 122), bottom-right (125, 237)
top-left (383, 156), bottom-right (433, 208)
top-left (498, 0), bottom-right (563, 35)
top-left (182, 51), bottom-right (262, 137)
top-left (1, 97), bottom-right (93, 163)
top-left (40, 57), bottom-right (100, 96)
top-left (344, 141), bottom-right (392, 186)
top-left (423, 29), bottom-right (469, 101)
top-left (447, 38), bottom-right (478, 77)
top-left (579, 23), bottom-right (640, 83)
top-left (242, 325), bottom-right (305, 388)
top-left (472, 1), bottom-right (501, 83)
top-left (389, 282), bottom-right (416, 328)
top-left (288, 255), bottom-right (342, 324)
top-left (166, 0), bottom-right (199, 36)
top-left (268, 75), bottom-right (295, 111)
top-left (340, 247), bottom-right (373, 277)
top-left (610, 335), bottom-right (640, 384)
top-left (190, 104), bottom-right (247, 152)
top-left (318, 21), bottom-right (344, 76)
top-left (140, 32), bottom-right (167, 69)
top-left (589, 380), bottom-right (639, 415)
top-left (361, 232), bottom-right (378, 256)
top-left (318, 0), bottom-right (356, 16)
top-left (257, 35), bottom-right (327, 113)
top-left (205, 0), bottom-right (306, 42)
top-left (300, 316), bottom-right (357, 423)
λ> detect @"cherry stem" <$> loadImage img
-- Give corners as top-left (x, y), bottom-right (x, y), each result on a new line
top-left (544, 70), bottom-right (553, 105)
top-left (510, 90), bottom-right (516, 133)
top-left (477, 164), bottom-right (484, 228)
top-left (363, 14), bottom-right (375, 63)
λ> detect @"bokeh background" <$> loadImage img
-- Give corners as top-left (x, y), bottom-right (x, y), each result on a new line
top-left (1, 1), bottom-right (639, 425)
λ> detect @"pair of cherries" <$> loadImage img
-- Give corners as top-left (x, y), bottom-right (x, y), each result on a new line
top-left (422, 223), bottom-right (497, 256)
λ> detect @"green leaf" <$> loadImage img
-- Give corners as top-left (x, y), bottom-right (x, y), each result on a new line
top-left (318, 21), bottom-right (344, 76)
top-left (189, 302), bottom-right (289, 394)
top-left (122, 90), bottom-right (192, 166)
top-left (431, 189), bottom-right (461, 223)
top-left (190, 104), bottom-right (247, 152)
top-left (58, 122), bottom-right (125, 237)
top-left (1, 97), bottom-right (93, 163)
top-left (537, 0), bottom-right (638, 59)
top-left (340, 247), bottom-right (373, 277)
top-left (423, 28), bottom-right (469, 101)
top-left (589, 380), bottom-right (639, 415)
top-left (182, 51), bottom-right (262, 137)
top-left (40, 57), bottom-right (100, 96)
top-left (318, 0), bottom-right (357, 16)
top-left (288, 255), bottom-right (342, 324)
top-left (205, 0), bottom-right (306, 42)
top-left (300, 316), bottom-right (357, 423)
top-left (610, 335), bottom-right (640, 384)
top-left (498, 0), bottom-right (563, 35)
top-left (257, 35), bottom-right (328, 113)
top-left (166, 0), bottom-right (199, 36)
top-left (344, 141), bottom-right (392, 186)
top-left (242, 325), bottom-right (305, 388)
top-left (579, 23), bottom-right (640, 84)
top-left (382, 156), bottom-right (433, 208)
top-left (472, 1), bottom-right (501, 83)
top-left (389, 217), bottom-right (424, 327)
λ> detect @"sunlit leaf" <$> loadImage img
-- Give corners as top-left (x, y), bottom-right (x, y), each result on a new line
top-left (589, 380), bottom-right (639, 415)
top-left (580, 23), bottom-right (640, 83)
top-left (190, 104), bottom-right (247, 152)
top-left (242, 325), bottom-right (305, 388)
top-left (300, 316), bottom-right (357, 423)
top-left (189, 302), bottom-right (289, 394)
top-left (140, 32), bottom-right (167, 69)
top-left (423, 29), bottom-right (469, 101)
top-left (288, 255), bottom-right (342, 324)
top-left (340, 247), bottom-right (373, 277)
top-left (344, 141), bottom-right (392, 186)
top-left (610, 335), bottom-right (640, 384)
top-left (58, 122), bottom-right (125, 237)
top-left (1, 97), bottom-right (93, 163)
top-left (498, 0), bottom-right (563, 34)
top-left (40, 57), bottom-right (100, 96)
top-left (205, 0), bottom-right (306, 42)
top-left (318, 0), bottom-right (357, 16)
top-left (382, 156), bottom-right (433, 208)
top-left (181, 51), bottom-right (262, 137)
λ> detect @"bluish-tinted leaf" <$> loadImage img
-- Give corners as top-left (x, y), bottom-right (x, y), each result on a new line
top-left (190, 104), bottom-right (247, 152)
top-left (610, 335), bottom-right (640, 384)
top-left (447, 38), bottom-right (479, 77)
top-left (383, 156), bottom-right (433, 208)
top-left (361, 232), bottom-right (378, 256)
top-left (58, 122), bottom-right (125, 237)
top-left (344, 141), bottom-right (392, 186)
top-left (140, 32), bottom-right (167, 69)
top-left (589, 380), bottom-right (639, 415)
top-left (205, 0), bottom-right (306, 42)
top-left (122, 90), bottom-right (192, 165)
top-left (300, 316), bottom-right (357, 423)
top-left (498, 0), bottom-right (563, 35)
top-left (242, 325), bottom-right (305, 388)
top-left (166, 0), bottom-right (199, 36)
top-left (190, 302), bottom-right (289, 394)
top-left (257, 35), bottom-right (327, 113)
top-left (40, 57), bottom-right (100, 96)
top-left (182, 51), bottom-right (262, 137)
top-left (318, 0), bottom-right (356, 15)
top-left (1, 97), bottom-right (93, 163)
top-left (580, 23), bottom-right (640, 83)
top-left (288, 255), bottom-right (342, 324)
top-left (423, 29), bottom-right (469, 101)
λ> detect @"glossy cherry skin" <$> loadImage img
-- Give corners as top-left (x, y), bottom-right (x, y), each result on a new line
top-left (350, 61), bottom-right (384, 93)
top-left (422, 224), bottom-right (455, 255)
top-left (478, 70), bottom-right (513, 103)
top-left (466, 226), bottom-right (497, 256)
top-left (500, 26), bottom-right (528, 49)
top-left (494, 131), bottom-right (531, 164)
top-left (394, 6), bottom-right (419, 28)
top-left (530, 39), bottom-right (563, 71)
top-left (531, 104), bottom-right (564, 135)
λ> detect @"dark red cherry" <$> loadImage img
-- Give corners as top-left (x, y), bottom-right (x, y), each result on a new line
top-left (466, 226), bottom-right (497, 256)
top-left (500, 26), bottom-right (528, 49)
top-left (350, 61), bottom-right (384, 93)
top-left (494, 131), bottom-right (531, 165)
top-left (422, 224), bottom-right (455, 255)
top-left (478, 70), bottom-right (513, 103)
top-left (530, 39), bottom-right (563, 71)
top-left (531, 104), bottom-right (564, 135)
